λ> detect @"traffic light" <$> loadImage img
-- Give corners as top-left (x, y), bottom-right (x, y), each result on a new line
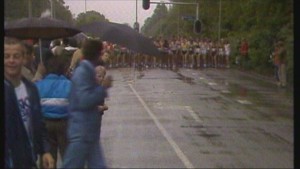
top-left (194, 20), bottom-right (201, 34)
top-left (143, 0), bottom-right (150, 10)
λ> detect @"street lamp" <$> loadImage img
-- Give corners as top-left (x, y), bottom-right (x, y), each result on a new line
top-left (218, 0), bottom-right (222, 41)
top-left (50, 0), bottom-right (54, 18)
top-left (85, 0), bottom-right (87, 13)
top-left (28, 0), bottom-right (32, 17)
top-left (134, 0), bottom-right (140, 32)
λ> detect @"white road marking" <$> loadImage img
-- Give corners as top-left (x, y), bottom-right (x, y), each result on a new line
top-left (237, 99), bottom-right (252, 105)
top-left (208, 82), bottom-right (217, 86)
top-left (221, 90), bottom-right (231, 94)
top-left (184, 106), bottom-right (203, 123)
top-left (129, 84), bottom-right (194, 169)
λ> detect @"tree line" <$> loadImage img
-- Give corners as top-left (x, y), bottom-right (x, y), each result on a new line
top-left (141, 0), bottom-right (293, 86)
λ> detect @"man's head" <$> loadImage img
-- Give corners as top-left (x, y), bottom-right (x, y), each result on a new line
top-left (82, 38), bottom-right (103, 63)
top-left (4, 37), bottom-right (26, 83)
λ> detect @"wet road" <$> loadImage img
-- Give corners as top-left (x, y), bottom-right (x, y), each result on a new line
top-left (58, 67), bottom-right (293, 168)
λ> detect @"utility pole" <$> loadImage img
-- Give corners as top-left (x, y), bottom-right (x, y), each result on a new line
top-left (136, 0), bottom-right (138, 23)
top-left (50, 0), bottom-right (54, 18)
top-left (28, 0), bottom-right (32, 17)
top-left (218, 0), bottom-right (222, 42)
top-left (134, 0), bottom-right (140, 32)
top-left (85, 0), bottom-right (87, 13)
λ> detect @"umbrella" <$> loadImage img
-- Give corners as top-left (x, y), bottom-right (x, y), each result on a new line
top-left (79, 21), bottom-right (161, 56)
top-left (72, 32), bottom-right (89, 46)
top-left (5, 17), bottom-right (81, 39)
top-left (5, 17), bottom-right (81, 63)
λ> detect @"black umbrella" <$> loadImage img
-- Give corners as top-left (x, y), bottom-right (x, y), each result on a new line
top-left (72, 32), bottom-right (89, 46)
top-left (79, 21), bottom-right (161, 56)
top-left (5, 17), bottom-right (81, 63)
top-left (5, 17), bottom-right (81, 39)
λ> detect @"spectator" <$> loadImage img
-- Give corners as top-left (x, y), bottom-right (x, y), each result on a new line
top-left (67, 40), bottom-right (85, 78)
top-left (95, 65), bottom-right (109, 113)
top-left (62, 38), bottom-right (113, 168)
top-left (33, 40), bottom-right (53, 82)
top-left (240, 38), bottom-right (249, 69)
top-left (50, 39), bottom-right (64, 56)
top-left (35, 49), bottom-right (72, 168)
top-left (270, 41), bottom-right (280, 84)
top-left (277, 40), bottom-right (287, 87)
top-left (21, 42), bottom-right (36, 80)
top-left (224, 40), bottom-right (231, 68)
top-left (4, 37), bottom-right (54, 168)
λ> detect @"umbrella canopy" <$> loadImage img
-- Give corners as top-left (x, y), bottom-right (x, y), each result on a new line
top-left (5, 17), bottom-right (81, 39)
top-left (72, 32), bottom-right (89, 46)
top-left (5, 17), bottom-right (81, 63)
top-left (79, 21), bottom-right (161, 56)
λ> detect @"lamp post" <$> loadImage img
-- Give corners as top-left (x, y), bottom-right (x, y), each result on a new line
top-left (85, 0), bottom-right (87, 13)
top-left (28, 0), bottom-right (32, 17)
top-left (218, 0), bottom-right (222, 42)
top-left (134, 0), bottom-right (139, 32)
top-left (50, 0), bottom-right (54, 18)
top-left (136, 0), bottom-right (138, 23)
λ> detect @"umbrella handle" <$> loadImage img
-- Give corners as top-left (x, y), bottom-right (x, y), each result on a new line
top-left (39, 38), bottom-right (43, 64)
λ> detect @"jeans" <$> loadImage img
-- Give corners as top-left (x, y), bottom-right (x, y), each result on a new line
top-left (274, 65), bottom-right (280, 82)
top-left (62, 140), bottom-right (106, 168)
top-left (279, 63), bottom-right (287, 86)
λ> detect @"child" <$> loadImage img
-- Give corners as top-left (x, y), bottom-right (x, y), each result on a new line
top-left (95, 65), bottom-right (109, 113)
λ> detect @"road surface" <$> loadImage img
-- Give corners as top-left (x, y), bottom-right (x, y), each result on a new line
top-left (58, 67), bottom-right (293, 168)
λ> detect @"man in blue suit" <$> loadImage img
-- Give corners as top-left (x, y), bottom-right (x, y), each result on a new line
top-left (63, 38), bottom-right (112, 168)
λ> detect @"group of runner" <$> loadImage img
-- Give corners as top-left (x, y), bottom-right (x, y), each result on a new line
top-left (103, 36), bottom-right (231, 70)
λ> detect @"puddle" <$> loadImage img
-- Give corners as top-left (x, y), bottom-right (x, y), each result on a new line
top-left (223, 83), bottom-right (250, 98)
top-left (175, 72), bottom-right (195, 85)
top-left (181, 125), bottom-right (205, 129)
top-left (223, 82), bottom-right (293, 119)
top-left (198, 133), bottom-right (220, 138)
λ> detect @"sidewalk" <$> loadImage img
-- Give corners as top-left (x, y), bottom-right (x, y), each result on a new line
top-left (231, 67), bottom-right (293, 92)
top-left (230, 66), bottom-right (294, 92)
top-left (181, 67), bottom-right (294, 120)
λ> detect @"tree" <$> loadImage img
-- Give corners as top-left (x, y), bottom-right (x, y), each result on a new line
top-left (4, 0), bottom-right (74, 23)
top-left (5, 0), bottom-right (50, 21)
top-left (75, 10), bottom-right (109, 26)
top-left (51, 0), bottom-right (74, 22)
top-left (141, 3), bottom-right (169, 37)
top-left (141, 0), bottom-right (293, 85)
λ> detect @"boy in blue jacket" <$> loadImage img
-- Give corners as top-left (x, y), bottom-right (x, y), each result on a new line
top-left (35, 49), bottom-right (72, 168)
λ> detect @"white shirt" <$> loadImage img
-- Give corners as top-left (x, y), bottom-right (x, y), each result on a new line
top-left (15, 81), bottom-right (33, 141)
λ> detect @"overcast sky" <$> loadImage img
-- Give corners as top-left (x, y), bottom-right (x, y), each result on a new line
top-left (64, 0), bottom-right (170, 27)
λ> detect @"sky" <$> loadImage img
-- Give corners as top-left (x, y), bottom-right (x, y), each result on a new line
top-left (64, 0), bottom-right (170, 28)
